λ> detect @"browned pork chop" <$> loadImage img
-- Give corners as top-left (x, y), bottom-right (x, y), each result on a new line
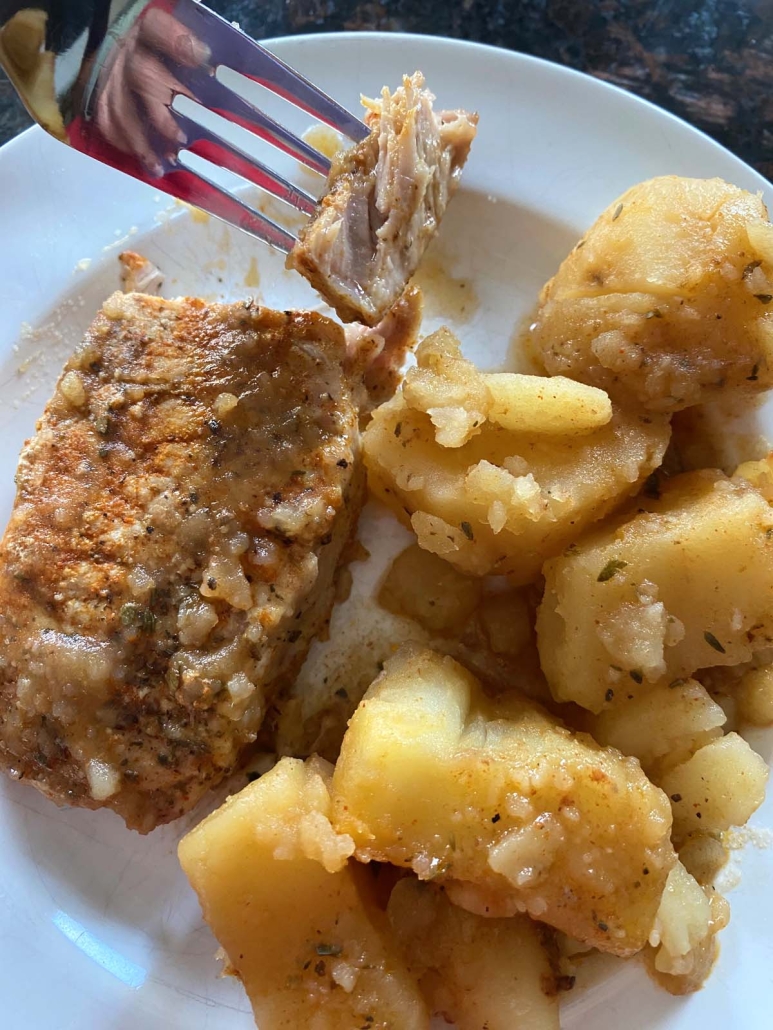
top-left (0, 292), bottom-right (407, 832)
top-left (289, 72), bottom-right (477, 326)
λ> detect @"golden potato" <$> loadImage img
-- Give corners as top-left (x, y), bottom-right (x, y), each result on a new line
top-left (538, 470), bottom-right (773, 712)
top-left (734, 452), bottom-right (773, 502)
top-left (736, 663), bottom-right (773, 726)
top-left (403, 327), bottom-right (612, 444)
top-left (387, 877), bottom-right (560, 1030)
top-left (533, 176), bottom-right (773, 411)
top-left (378, 543), bottom-right (482, 634)
top-left (591, 679), bottom-right (726, 773)
top-left (659, 732), bottom-right (768, 837)
top-left (484, 372), bottom-right (612, 435)
top-left (646, 861), bottom-right (728, 994)
top-left (364, 332), bottom-right (670, 582)
top-left (649, 862), bottom-right (712, 975)
top-left (179, 757), bottom-right (429, 1030)
top-left (332, 645), bottom-right (675, 957)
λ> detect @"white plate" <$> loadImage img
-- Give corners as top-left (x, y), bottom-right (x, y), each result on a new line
top-left (1, 31), bottom-right (772, 1030)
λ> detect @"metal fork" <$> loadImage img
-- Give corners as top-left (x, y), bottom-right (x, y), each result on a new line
top-left (0, 0), bottom-right (369, 251)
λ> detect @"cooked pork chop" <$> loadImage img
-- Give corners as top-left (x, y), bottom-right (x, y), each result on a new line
top-left (0, 292), bottom-right (387, 832)
top-left (288, 72), bottom-right (478, 326)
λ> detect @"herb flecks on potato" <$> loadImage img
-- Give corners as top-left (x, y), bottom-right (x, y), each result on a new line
top-left (332, 645), bottom-right (676, 958)
top-left (364, 328), bottom-right (669, 582)
top-left (533, 176), bottom-right (773, 412)
top-left (178, 757), bottom-right (429, 1030)
top-left (538, 470), bottom-right (773, 712)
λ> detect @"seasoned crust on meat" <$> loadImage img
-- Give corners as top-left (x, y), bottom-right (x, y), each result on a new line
top-left (289, 72), bottom-right (477, 325)
top-left (0, 293), bottom-right (366, 831)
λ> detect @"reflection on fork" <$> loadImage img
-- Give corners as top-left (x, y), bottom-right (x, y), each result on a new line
top-left (0, 0), bottom-right (369, 250)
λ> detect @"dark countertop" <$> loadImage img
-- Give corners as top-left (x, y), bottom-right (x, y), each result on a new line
top-left (1, 0), bottom-right (771, 180)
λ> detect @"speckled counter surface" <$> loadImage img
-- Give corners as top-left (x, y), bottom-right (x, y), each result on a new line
top-left (1, 0), bottom-right (771, 178)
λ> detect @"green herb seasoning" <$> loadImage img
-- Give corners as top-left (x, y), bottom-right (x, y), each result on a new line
top-left (460, 521), bottom-right (474, 541)
top-left (704, 630), bottom-right (726, 654)
top-left (597, 558), bottom-right (628, 582)
top-left (119, 603), bottom-right (156, 632)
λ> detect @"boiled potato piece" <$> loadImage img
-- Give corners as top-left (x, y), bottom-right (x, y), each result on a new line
top-left (647, 861), bottom-right (728, 994)
top-left (659, 732), bottom-right (768, 837)
top-left (332, 645), bottom-right (676, 957)
top-left (364, 332), bottom-right (670, 582)
top-left (592, 679), bottom-right (726, 773)
top-left (538, 470), bottom-right (773, 712)
top-left (378, 543), bottom-right (482, 634)
top-left (649, 862), bottom-right (712, 975)
top-left (736, 663), bottom-right (773, 726)
top-left (403, 327), bottom-right (612, 444)
top-left (533, 176), bottom-right (773, 411)
top-left (484, 372), bottom-right (611, 435)
top-left (179, 757), bottom-right (429, 1030)
top-left (387, 877), bottom-right (559, 1030)
top-left (734, 452), bottom-right (773, 502)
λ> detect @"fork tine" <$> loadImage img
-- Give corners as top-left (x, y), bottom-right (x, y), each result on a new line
top-left (173, 110), bottom-right (318, 216)
top-left (164, 159), bottom-right (298, 253)
top-left (174, 0), bottom-right (370, 143)
top-left (180, 71), bottom-right (332, 176)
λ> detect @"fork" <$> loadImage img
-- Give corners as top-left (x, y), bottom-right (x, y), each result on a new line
top-left (0, 0), bottom-right (369, 251)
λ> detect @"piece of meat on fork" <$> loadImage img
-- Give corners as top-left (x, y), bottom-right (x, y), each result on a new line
top-left (289, 72), bottom-right (478, 326)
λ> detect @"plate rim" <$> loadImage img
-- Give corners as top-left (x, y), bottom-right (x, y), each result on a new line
top-left (1, 30), bottom-right (770, 196)
top-left (0, 28), bottom-right (772, 1030)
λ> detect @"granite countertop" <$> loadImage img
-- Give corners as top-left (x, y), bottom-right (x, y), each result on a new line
top-left (1, 0), bottom-right (771, 179)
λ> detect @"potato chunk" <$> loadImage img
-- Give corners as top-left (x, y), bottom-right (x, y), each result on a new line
top-left (363, 330), bottom-right (670, 582)
top-left (736, 663), bottom-right (773, 726)
top-left (659, 733), bottom-right (768, 837)
top-left (179, 757), bottom-right (429, 1030)
top-left (538, 470), bottom-right (773, 712)
top-left (402, 327), bottom-right (612, 443)
top-left (387, 877), bottom-right (560, 1030)
top-left (332, 646), bottom-right (675, 956)
top-left (591, 679), bottom-right (726, 773)
top-left (646, 861), bottom-right (728, 994)
top-left (734, 452), bottom-right (773, 501)
top-left (533, 176), bottom-right (773, 411)
top-left (378, 543), bottom-right (482, 634)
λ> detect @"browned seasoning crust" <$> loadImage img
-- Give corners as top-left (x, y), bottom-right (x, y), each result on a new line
top-left (0, 293), bottom-right (365, 831)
